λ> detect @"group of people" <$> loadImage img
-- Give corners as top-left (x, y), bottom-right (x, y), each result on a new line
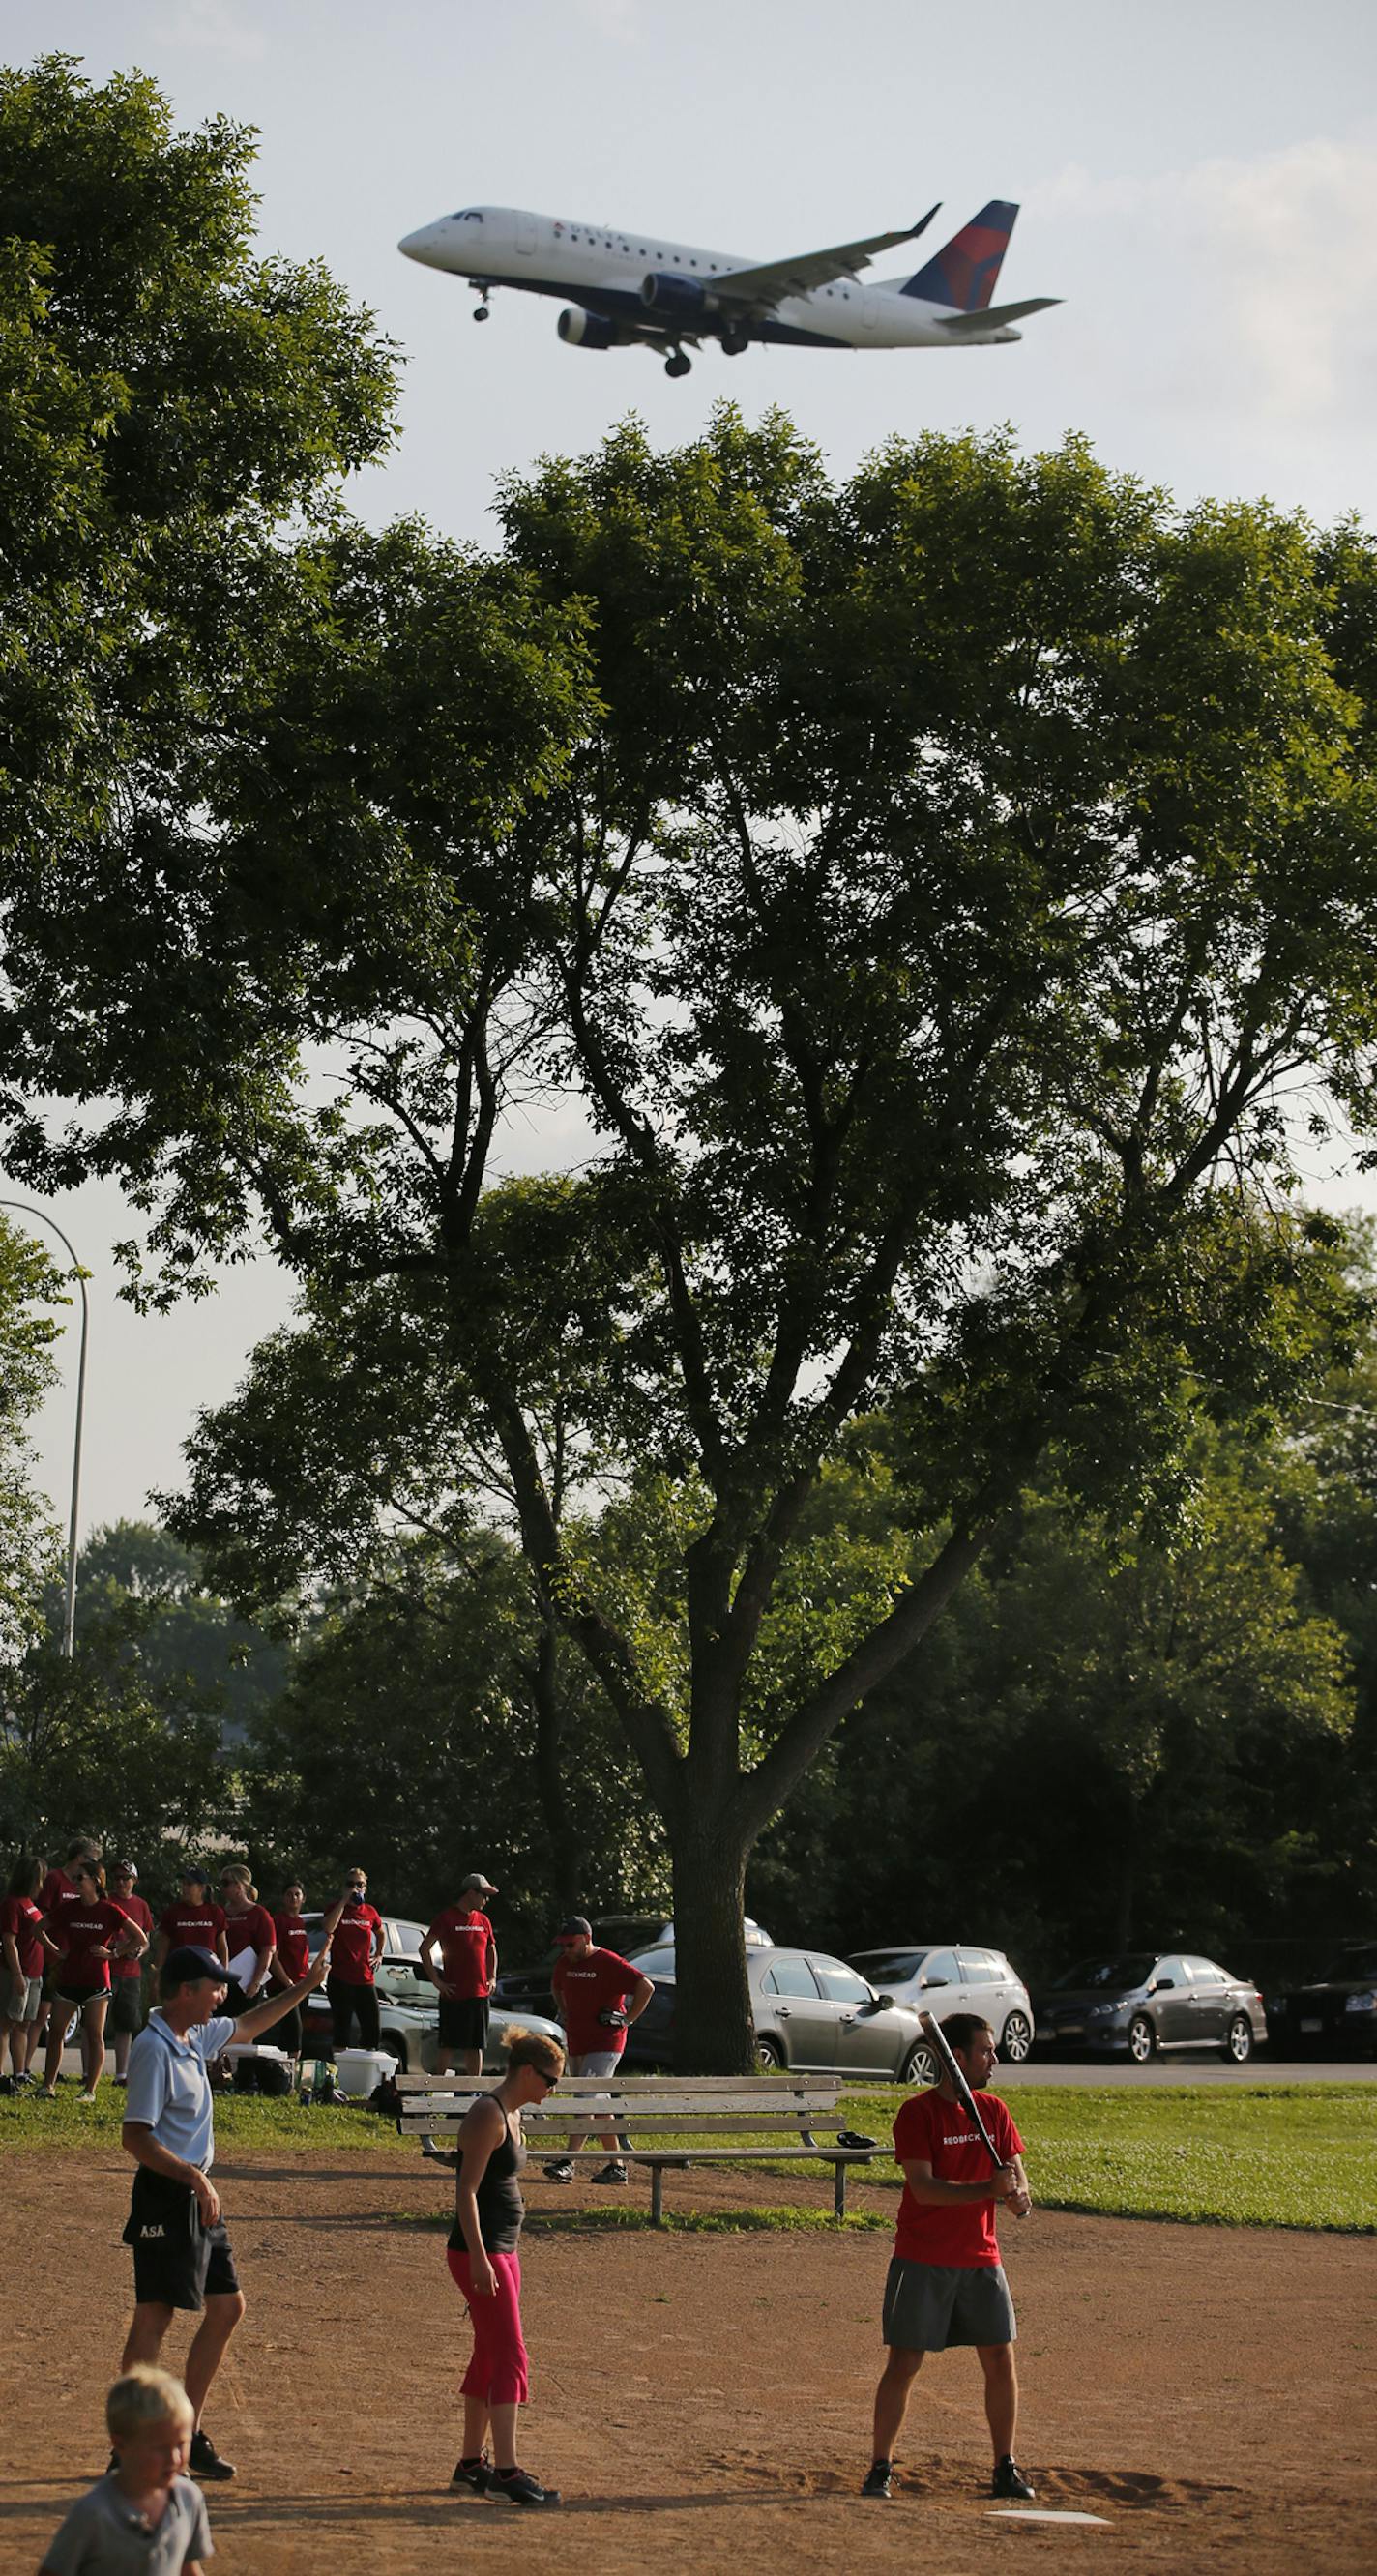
top-left (14, 1841), bottom-right (1038, 2563)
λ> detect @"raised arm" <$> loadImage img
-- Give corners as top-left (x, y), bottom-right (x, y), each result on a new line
top-left (233, 1945), bottom-right (331, 2045)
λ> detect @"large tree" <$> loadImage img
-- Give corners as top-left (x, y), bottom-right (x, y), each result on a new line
top-left (143, 408), bottom-right (1377, 2064)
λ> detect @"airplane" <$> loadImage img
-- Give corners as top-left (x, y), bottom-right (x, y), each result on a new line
top-left (398, 199), bottom-right (1060, 377)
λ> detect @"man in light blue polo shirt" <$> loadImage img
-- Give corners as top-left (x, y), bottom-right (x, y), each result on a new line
top-left (121, 1937), bottom-right (329, 2482)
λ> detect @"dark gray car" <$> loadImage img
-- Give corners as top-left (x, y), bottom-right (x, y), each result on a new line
top-left (622, 1943), bottom-right (932, 2079)
top-left (1034, 1951), bottom-right (1267, 2063)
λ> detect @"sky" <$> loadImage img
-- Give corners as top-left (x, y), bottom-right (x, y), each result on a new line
top-left (7, 0), bottom-right (1377, 1542)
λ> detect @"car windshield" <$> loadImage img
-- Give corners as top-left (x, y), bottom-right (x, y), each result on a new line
top-left (1322, 1944), bottom-right (1377, 1981)
top-left (852, 1950), bottom-right (932, 1979)
top-left (1053, 1954), bottom-right (1157, 1990)
top-left (630, 1944), bottom-right (676, 1978)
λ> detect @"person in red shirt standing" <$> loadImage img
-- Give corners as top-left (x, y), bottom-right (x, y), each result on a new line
top-left (34, 1837), bottom-right (101, 2075)
top-left (862, 2011), bottom-right (1035, 2504)
top-left (422, 1872), bottom-right (500, 2077)
top-left (267, 1880), bottom-right (313, 2065)
top-left (321, 1866), bottom-right (384, 2050)
top-left (542, 1917), bottom-right (654, 2187)
top-left (106, 1862), bottom-right (156, 2084)
top-left (1, 1853), bottom-right (58, 2088)
top-left (40, 1858), bottom-right (148, 2103)
top-left (218, 1868), bottom-right (278, 2018)
top-left (154, 1868), bottom-right (230, 1977)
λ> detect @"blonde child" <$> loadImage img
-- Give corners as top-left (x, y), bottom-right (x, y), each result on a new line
top-left (39, 2367), bottom-right (211, 2574)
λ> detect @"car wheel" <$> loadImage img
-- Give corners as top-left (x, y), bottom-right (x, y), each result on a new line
top-left (1001, 2011), bottom-right (1033, 2064)
top-left (900, 2041), bottom-right (938, 2087)
top-left (755, 2034), bottom-right (785, 2070)
top-left (1222, 2014), bottom-right (1252, 2064)
top-left (1127, 2014), bottom-right (1155, 2064)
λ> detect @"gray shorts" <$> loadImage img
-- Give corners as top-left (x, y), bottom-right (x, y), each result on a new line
top-left (571, 2050), bottom-right (623, 2079)
top-left (882, 2258), bottom-right (1016, 2351)
top-left (3, 1975), bottom-right (42, 2024)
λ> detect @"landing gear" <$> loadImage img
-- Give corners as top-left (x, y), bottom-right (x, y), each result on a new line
top-left (720, 327), bottom-right (748, 357)
top-left (664, 349), bottom-right (691, 379)
top-left (472, 286), bottom-right (491, 323)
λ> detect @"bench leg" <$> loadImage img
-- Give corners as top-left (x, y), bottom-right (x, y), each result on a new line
top-left (835, 2160), bottom-right (846, 2220)
top-left (651, 2166), bottom-right (664, 2228)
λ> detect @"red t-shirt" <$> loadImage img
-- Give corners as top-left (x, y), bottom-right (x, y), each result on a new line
top-left (160, 1900), bottom-right (228, 1955)
top-left (425, 1906), bottom-right (494, 2000)
top-left (40, 1871), bottom-right (82, 1947)
top-left (330, 1901), bottom-right (382, 1984)
top-left (55, 1900), bottom-right (137, 1994)
top-left (223, 1904), bottom-right (276, 1985)
top-left (893, 2088), bottom-right (1025, 2267)
top-left (552, 1947), bottom-right (642, 2057)
top-left (109, 1895), bottom-right (153, 1979)
top-left (273, 1913), bottom-right (311, 1982)
top-left (0, 1893), bottom-right (46, 1977)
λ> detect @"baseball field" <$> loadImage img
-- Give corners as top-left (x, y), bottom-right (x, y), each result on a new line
top-left (2, 2085), bottom-right (1372, 2573)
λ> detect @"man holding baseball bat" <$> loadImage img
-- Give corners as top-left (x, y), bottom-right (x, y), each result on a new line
top-left (863, 2010), bottom-right (1035, 2503)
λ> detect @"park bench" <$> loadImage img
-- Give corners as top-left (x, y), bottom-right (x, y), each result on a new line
top-left (398, 2071), bottom-right (880, 2224)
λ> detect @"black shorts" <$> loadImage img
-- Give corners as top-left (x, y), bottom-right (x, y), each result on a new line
top-left (438, 1996), bottom-right (490, 2052)
top-left (108, 1980), bottom-right (145, 2036)
top-left (53, 1978), bottom-right (108, 2011)
top-left (123, 2169), bottom-right (240, 2312)
top-left (327, 1975), bottom-right (380, 2050)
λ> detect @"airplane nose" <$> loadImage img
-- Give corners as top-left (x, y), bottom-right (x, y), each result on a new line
top-left (398, 221), bottom-right (450, 269)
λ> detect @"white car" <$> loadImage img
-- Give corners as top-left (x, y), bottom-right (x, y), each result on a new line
top-left (847, 1944), bottom-right (1036, 2064)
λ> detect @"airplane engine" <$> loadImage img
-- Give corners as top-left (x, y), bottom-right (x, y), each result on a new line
top-left (639, 272), bottom-right (710, 322)
top-left (557, 307), bottom-right (619, 348)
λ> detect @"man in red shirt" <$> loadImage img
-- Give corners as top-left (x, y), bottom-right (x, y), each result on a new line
top-left (106, 1861), bottom-right (156, 2083)
top-left (863, 2012), bottom-right (1034, 2503)
top-left (154, 1868), bottom-right (230, 1976)
top-left (421, 1872), bottom-right (499, 2077)
top-left (543, 1917), bottom-right (654, 2187)
top-left (34, 1839), bottom-right (100, 2074)
top-left (321, 1867), bottom-right (385, 2050)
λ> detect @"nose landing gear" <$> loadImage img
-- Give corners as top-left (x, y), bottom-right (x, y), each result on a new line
top-left (472, 286), bottom-right (491, 323)
top-left (664, 348), bottom-right (692, 379)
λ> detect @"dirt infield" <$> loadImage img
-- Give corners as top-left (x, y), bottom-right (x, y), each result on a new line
top-left (1, 2146), bottom-right (1372, 2573)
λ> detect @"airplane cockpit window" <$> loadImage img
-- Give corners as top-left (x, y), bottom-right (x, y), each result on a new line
top-left (450, 209), bottom-right (484, 221)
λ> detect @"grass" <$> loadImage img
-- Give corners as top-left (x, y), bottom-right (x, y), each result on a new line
top-left (6, 2079), bottom-right (1374, 2233)
top-left (845, 2083), bottom-right (1377, 2235)
top-left (389, 2202), bottom-right (891, 2237)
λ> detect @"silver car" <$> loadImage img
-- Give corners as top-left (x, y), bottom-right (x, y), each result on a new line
top-left (623, 1944), bottom-right (933, 2079)
top-left (848, 1945), bottom-right (1036, 2065)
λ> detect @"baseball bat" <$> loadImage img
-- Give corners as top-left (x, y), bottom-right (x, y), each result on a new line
top-left (919, 2010), bottom-right (1006, 2173)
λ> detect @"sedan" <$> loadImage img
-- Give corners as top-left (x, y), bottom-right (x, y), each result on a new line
top-left (848, 1944), bottom-right (1036, 2064)
top-left (1034, 1951), bottom-right (1267, 2064)
top-left (1267, 1942), bottom-right (1377, 2056)
top-left (621, 1944), bottom-right (934, 2080)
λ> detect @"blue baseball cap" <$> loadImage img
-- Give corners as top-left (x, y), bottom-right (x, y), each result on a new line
top-left (161, 1945), bottom-right (227, 1988)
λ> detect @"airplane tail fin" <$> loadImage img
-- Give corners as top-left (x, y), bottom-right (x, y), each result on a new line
top-left (899, 199), bottom-right (1018, 308)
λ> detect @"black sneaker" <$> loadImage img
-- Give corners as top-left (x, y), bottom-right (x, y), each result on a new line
top-left (490, 2466), bottom-right (562, 2506)
top-left (991, 2456), bottom-right (1035, 2502)
top-left (542, 2158), bottom-right (575, 2183)
top-left (862, 2459), bottom-right (893, 2500)
top-left (591, 2158), bottom-right (628, 2184)
top-left (450, 2453), bottom-right (490, 2493)
top-left (189, 2429), bottom-right (236, 2482)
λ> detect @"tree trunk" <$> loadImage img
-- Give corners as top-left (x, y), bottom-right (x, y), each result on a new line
top-left (1114, 1810), bottom-right (1137, 1949)
top-left (664, 1802), bottom-right (755, 2074)
top-left (528, 1604), bottom-right (583, 1916)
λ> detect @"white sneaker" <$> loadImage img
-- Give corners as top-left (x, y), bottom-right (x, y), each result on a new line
top-left (77, 2089), bottom-right (98, 2105)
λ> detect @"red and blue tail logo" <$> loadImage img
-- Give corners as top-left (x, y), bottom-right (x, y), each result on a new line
top-left (900, 200), bottom-right (1018, 309)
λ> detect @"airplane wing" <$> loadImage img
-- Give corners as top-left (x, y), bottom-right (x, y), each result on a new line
top-left (937, 296), bottom-right (1062, 336)
top-left (711, 208), bottom-right (942, 312)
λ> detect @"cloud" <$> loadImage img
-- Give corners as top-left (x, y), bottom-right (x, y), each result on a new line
top-left (155, 0), bottom-right (268, 62)
top-left (1045, 132), bottom-right (1377, 424)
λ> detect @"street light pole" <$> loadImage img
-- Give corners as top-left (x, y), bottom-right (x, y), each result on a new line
top-left (0, 1198), bottom-right (89, 1656)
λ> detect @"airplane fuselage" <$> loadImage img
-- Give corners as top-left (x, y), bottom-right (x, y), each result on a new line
top-left (399, 203), bottom-right (1028, 351)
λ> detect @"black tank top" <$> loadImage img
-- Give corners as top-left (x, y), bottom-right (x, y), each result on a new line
top-left (449, 2109), bottom-right (526, 2256)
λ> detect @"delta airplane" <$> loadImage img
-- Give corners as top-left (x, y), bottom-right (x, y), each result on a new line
top-left (398, 199), bottom-right (1060, 376)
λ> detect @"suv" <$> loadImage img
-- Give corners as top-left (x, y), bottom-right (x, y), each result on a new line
top-left (299, 1913), bottom-right (562, 2074)
top-left (847, 1945), bottom-right (1036, 2064)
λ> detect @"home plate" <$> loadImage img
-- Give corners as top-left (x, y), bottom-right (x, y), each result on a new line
top-left (987, 2508), bottom-right (1112, 2527)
